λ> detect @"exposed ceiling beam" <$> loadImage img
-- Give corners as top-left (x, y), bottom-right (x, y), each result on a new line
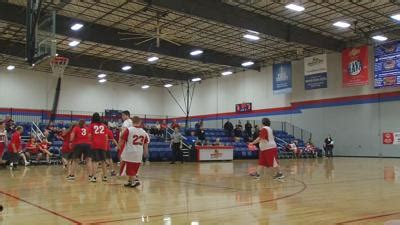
top-left (0, 2), bottom-right (259, 70)
top-left (147, 0), bottom-right (346, 52)
top-left (0, 39), bottom-right (190, 81)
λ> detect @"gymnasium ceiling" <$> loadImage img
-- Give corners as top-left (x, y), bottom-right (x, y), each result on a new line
top-left (0, 0), bottom-right (400, 87)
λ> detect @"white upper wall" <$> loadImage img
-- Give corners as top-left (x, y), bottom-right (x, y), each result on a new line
top-left (164, 47), bottom-right (400, 117)
top-left (0, 68), bottom-right (165, 115)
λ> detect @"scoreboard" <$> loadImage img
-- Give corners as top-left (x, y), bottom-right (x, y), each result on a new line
top-left (235, 103), bottom-right (252, 113)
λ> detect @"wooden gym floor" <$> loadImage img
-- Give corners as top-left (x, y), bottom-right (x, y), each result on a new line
top-left (1, 157), bottom-right (400, 225)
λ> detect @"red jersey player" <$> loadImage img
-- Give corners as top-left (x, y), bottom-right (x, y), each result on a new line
top-left (8, 126), bottom-right (23, 169)
top-left (61, 124), bottom-right (75, 174)
top-left (25, 136), bottom-right (39, 161)
top-left (89, 113), bottom-right (108, 182)
top-left (118, 116), bottom-right (149, 188)
top-left (249, 118), bottom-right (284, 180)
top-left (69, 120), bottom-right (92, 180)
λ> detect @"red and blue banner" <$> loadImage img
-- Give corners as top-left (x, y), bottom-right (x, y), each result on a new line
top-left (342, 45), bottom-right (369, 87)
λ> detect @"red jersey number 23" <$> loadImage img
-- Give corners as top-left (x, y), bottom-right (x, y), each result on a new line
top-left (132, 135), bottom-right (144, 145)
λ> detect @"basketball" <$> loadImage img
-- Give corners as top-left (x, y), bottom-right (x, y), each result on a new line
top-left (248, 143), bottom-right (257, 151)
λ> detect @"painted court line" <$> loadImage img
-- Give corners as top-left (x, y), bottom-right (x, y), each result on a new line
top-left (87, 178), bottom-right (307, 224)
top-left (336, 212), bottom-right (400, 224)
top-left (0, 190), bottom-right (82, 225)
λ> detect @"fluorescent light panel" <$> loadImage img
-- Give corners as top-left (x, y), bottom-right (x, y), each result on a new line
top-left (7, 65), bottom-right (15, 71)
top-left (285, 3), bottom-right (305, 12)
top-left (243, 34), bottom-right (260, 40)
top-left (191, 78), bottom-right (201, 82)
top-left (190, 50), bottom-right (203, 56)
top-left (333, 21), bottom-right (351, 28)
top-left (68, 40), bottom-right (80, 47)
top-left (221, 71), bottom-right (233, 76)
top-left (390, 14), bottom-right (400, 21)
top-left (241, 61), bottom-right (254, 67)
top-left (71, 23), bottom-right (84, 31)
top-left (147, 56), bottom-right (159, 62)
top-left (98, 79), bottom-right (107, 83)
top-left (372, 35), bottom-right (388, 41)
top-left (97, 73), bottom-right (107, 78)
top-left (164, 84), bottom-right (173, 88)
top-left (141, 85), bottom-right (150, 89)
top-left (122, 65), bottom-right (132, 71)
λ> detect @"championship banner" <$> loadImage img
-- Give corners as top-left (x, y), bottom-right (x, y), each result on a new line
top-left (342, 45), bottom-right (369, 87)
top-left (375, 41), bottom-right (400, 88)
top-left (382, 132), bottom-right (400, 144)
top-left (273, 62), bottom-right (292, 94)
top-left (304, 54), bottom-right (328, 90)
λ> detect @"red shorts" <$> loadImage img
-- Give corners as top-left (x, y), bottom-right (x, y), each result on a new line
top-left (259, 148), bottom-right (278, 168)
top-left (120, 161), bottom-right (140, 177)
top-left (0, 143), bottom-right (4, 157)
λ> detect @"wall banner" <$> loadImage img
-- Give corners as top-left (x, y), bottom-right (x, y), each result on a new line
top-left (342, 45), bottom-right (369, 87)
top-left (304, 54), bottom-right (328, 90)
top-left (273, 62), bottom-right (292, 94)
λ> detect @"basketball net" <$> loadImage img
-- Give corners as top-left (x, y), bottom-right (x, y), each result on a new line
top-left (50, 56), bottom-right (69, 78)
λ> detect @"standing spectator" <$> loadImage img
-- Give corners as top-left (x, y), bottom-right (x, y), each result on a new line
top-left (224, 119), bottom-right (234, 137)
top-left (170, 127), bottom-right (184, 164)
top-left (0, 122), bottom-right (7, 160)
top-left (160, 120), bottom-right (167, 138)
top-left (324, 135), bottom-right (334, 157)
top-left (171, 119), bottom-right (180, 129)
top-left (197, 126), bottom-right (206, 145)
top-left (3, 115), bottom-right (15, 137)
top-left (245, 121), bottom-right (252, 138)
top-left (234, 125), bottom-right (243, 142)
top-left (155, 121), bottom-right (161, 136)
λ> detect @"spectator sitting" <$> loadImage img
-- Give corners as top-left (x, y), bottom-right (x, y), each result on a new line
top-left (212, 138), bottom-right (224, 146)
top-left (234, 125), bottom-right (243, 142)
top-left (171, 119), bottom-right (180, 129)
top-left (305, 138), bottom-right (317, 157)
top-left (38, 139), bottom-right (53, 164)
top-left (197, 126), bottom-right (206, 145)
top-left (185, 131), bottom-right (197, 147)
top-left (223, 119), bottom-right (234, 137)
top-left (194, 120), bottom-right (202, 132)
top-left (25, 136), bottom-right (39, 161)
top-left (288, 140), bottom-right (301, 158)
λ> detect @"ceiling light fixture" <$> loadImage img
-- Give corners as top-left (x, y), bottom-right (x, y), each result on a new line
top-left (243, 34), bottom-right (260, 41)
top-left (372, 35), bottom-right (388, 41)
top-left (241, 61), bottom-right (254, 67)
top-left (164, 84), bottom-right (173, 88)
top-left (97, 73), bottom-right (107, 78)
top-left (333, 21), bottom-right (351, 28)
top-left (6, 65), bottom-right (15, 71)
top-left (98, 79), bottom-right (107, 83)
top-left (191, 77), bottom-right (201, 82)
top-left (71, 23), bottom-right (84, 31)
top-left (147, 56), bottom-right (159, 62)
top-left (390, 14), bottom-right (400, 21)
top-left (122, 65), bottom-right (132, 71)
top-left (68, 40), bottom-right (80, 47)
top-left (141, 85), bottom-right (150, 89)
top-left (285, 3), bottom-right (305, 12)
top-left (190, 50), bottom-right (203, 56)
top-left (221, 71), bottom-right (233, 76)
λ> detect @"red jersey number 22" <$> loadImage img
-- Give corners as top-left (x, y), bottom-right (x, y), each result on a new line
top-left (132, 135), bottom-right (144, 145)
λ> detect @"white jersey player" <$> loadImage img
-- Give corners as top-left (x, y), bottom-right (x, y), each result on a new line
top-left (119, 116), bottom-right (149, 188)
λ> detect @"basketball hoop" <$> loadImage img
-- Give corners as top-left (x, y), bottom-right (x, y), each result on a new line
top-left (50, 56), bottom-right (69, 77)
